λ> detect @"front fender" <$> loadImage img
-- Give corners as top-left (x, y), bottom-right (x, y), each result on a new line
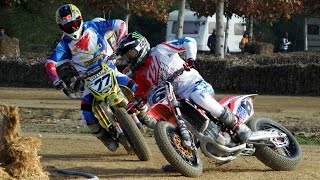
top-left (147, 103), bottom-right (177, 126)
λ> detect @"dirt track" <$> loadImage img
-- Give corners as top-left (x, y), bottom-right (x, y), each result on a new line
top-left (1, 87), bottom-right (320, 180)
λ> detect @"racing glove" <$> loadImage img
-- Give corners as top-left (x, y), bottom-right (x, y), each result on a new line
top-left (183, 58), bottom-right (195, 71)
top-left (126, 96), bottom-right (143, 114)
top-left (53, 79), bottom-right (66, 90)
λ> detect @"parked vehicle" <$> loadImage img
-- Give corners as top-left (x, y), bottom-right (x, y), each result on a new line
top-left (166, 10), bottom-right (246, 53)
top-left (148, 68), bottom-right (301, 177)
top-left (306, 17), bottom-right (320, 51)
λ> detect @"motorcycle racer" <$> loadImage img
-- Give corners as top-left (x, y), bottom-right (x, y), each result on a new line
top-left (45, 4), bottom-right (151, 152)
top-left (116, 32), bottom-right (252, 145)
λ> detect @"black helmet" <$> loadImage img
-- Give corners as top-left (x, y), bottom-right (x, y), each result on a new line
top-left (117, 32), bottom-right (150, 69)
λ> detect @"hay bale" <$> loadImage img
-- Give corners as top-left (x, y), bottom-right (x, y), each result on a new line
top-left (0, 104), bottom-right (49, 180)
top-left (0, 167), bottom-right (12, 179)
top-left (0, 105), bottom-right (19, 164)
top-left (0, 37), bottom-right (20, 57)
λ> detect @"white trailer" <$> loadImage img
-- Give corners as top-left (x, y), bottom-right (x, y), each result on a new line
top-left (166, 10), bottom-right (246, 53)
top-left (307, 17), bottom-right (320, 51)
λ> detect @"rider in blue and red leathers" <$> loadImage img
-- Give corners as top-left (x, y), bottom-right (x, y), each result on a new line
top-left (45, 4), bottom-right (155, 152)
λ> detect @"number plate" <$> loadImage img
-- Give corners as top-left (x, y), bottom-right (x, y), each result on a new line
top-left (147, 84), bottom-right (167, 106)
top-left (86, 69), bottom-right (112, 93)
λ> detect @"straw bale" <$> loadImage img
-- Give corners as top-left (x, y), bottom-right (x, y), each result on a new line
top-left (0, 104), bottom-right (49, 180)
top-left (0, 167), bottom-right (12, 180)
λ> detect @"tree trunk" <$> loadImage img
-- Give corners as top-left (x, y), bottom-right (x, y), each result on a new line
top-left (249, 15), bottom-right (254, 42)
top-left (176, 0), bottom-right (186, 38)
top-left (216, 0), bottom-right (225, 58)
top-left (124, 0), bottom-right (130, 32)
top-left (224, 17), bottom-right (230, 53)
top-left (304, 16), bottom-right (308, 51)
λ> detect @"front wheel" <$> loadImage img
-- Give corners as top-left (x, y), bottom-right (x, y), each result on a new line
top-left (247, 118), bottom-right (302, 171)
top-left (154, 121), bottom-right (203, 177)
top-left (114, 107), bottom-right (151, 161)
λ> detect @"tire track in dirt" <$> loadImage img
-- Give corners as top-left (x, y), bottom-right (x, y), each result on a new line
top-left (1, 87), bottom-right (320, 179)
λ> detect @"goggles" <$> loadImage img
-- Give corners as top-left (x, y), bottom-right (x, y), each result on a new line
top-left (123, 49), bottom-right (138, 63)
top-left (61, 19), bottom-right (81, 34)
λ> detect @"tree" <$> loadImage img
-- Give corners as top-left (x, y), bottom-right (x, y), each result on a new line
top-left (0, 0), bottom-right (26, 7)
top-left (216, 0), bottom-right (224, 58)
top-left (88, 0), bottom-right (174, 28)
top-left (300, 0), bottom-right (320, 16)
top-left (187, 0), bottom-right (303, 22)
top-left (176, 0), bottom-right (186, 38)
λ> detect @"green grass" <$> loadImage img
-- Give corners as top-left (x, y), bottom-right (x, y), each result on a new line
top-left (295, 135), bottom-right (320, 145)
top-left (77, 128), bottom-right (91, 134)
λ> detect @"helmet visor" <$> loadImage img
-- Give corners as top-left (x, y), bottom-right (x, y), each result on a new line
top-left (61, 20), bottom-right (81, 34)
top-left (123, 49), bottom-right (138, 63)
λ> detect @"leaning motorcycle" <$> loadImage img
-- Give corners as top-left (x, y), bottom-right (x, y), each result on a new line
top-left (147, 68), bottom-right (301, 177)
top-left (59, 61), bottom-right (151, 161)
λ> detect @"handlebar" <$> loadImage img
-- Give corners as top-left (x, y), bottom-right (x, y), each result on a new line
top-left (60, 76), bottom-right (84, 100)
top-left (166, 67), bottom-right (186, 82)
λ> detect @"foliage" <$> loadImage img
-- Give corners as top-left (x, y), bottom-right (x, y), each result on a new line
top-left (0, 0), bottom-right (168, 52)
top-left (0, 0), bottom-right (105, 52)
top-left (187, 0), bottom-right (303, 23)
top-left (0, 0), bottom-right (26, 7)
top-left (253, 16), bottom-right (306, 52)
top-left (128, 15), bottom-right (166, 46)
top-left (302, 0), bottom-right (320, 16)
top-left (88, 0), bottom-right (174, 22)
top-left (2, 0), bottom-right (318, 53)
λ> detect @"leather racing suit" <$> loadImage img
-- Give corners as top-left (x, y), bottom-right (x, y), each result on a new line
top-left (134, 37), bottom-right (252, 145)
top-left (135, 37), bottom-right (225, 118)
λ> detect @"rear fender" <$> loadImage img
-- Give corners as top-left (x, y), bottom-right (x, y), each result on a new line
top-left (147, 103), bottom-right (177, 126)
top-left (219, 94), bottom-right (258, 123)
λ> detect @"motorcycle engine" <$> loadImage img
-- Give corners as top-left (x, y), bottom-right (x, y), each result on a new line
top-left (204, 121), bottom-right (234, 156)
top-left (204, 121), bottom-right (221, 139)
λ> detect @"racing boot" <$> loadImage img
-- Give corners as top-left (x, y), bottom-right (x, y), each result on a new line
top-left (137, 104), bottom-right (157, 129)
top-left (88, 124), bottom-right (118, 152)
top-left (218, 107), bottom-right (252, 143)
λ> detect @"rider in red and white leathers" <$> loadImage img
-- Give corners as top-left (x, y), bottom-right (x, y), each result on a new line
top-left (116, 32), bottom-right (252, 145)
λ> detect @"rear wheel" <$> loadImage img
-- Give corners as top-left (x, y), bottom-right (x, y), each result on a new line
top-left (114, 107), bottom-right (151, 161)
top-left (154, 121), bottom-right (203, 177)
top-left (247, 118), bottom-right (302, 171)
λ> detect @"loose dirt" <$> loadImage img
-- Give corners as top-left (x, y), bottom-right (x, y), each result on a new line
top-left (0, 87), bottom-right (320, 180)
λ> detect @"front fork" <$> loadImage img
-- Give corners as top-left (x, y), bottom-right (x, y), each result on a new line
top-left (94, 100), bottom-right (140, 153)
top-left (94, 101), bottom-right (124, 138)
top-left (121, 97), bottom-right (143, 130)
top-left (166, 82), bottom-right (195, 150)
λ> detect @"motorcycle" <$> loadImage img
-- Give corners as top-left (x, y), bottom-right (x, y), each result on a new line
top-left (147, 68), bottom-right (301, 177)
top-left (58, 61), bottom-right (151, 161)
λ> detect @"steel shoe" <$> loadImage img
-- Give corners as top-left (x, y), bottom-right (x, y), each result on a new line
top-left (98, 135), bottom-right (118, 152)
